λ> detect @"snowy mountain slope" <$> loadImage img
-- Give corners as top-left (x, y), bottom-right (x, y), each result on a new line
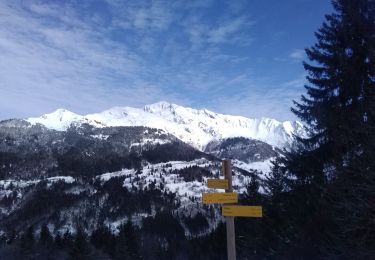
top-left (27, 109), bottom-right (88, 130)
top-left (0, 114), bottom-right (277, 241)
top-left (0, 157), bottom-right (263, 236)
top-left (27, 101), bottom-right (306, 150)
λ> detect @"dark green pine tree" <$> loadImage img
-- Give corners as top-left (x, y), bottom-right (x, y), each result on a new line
top-left (69, 227), bottom-right (91, 260)
top-left (39, 223), bottom-right (53, 246)
top-left (293, 0), bottom-right (375, 165)
top-left (267, 0), bottom-right (375, 257)
top-left (90, 225), bottom-right (116, 257)
top-left (114, 221), bottom-right (140, 260)
top-left (20, 226), bottom-right (35, 253)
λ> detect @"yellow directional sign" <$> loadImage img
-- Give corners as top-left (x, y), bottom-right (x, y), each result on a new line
top-left (207, 179), bottom-right (229, 189)
top-left (202, 192), bottom-right (238, 204)
top-left (222, 205), bottom-right (263, 217)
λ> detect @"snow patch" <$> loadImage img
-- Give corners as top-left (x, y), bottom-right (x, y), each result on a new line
top-left (233, 158), bottom-right (274, 179)
top-left (91, 134), bottom-right (110, 140)
top-left (97, 169), bottom-right (135, 182)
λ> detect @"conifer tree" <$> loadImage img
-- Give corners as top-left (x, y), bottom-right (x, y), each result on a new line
top-left (114, 221), bottom-right (140, 260)
top-left (20, 226), bottom-right (35, 252)
top-left (267, 0), bottom-right (375, 257)
top-left (39, 223), bottom-right (53, 246)
top-left (54, 232), bottom-right (63, 249)
top-left (91, 225), bottom-right (115, 257)
top-left (292, 0), bottom-right (375, 173)
top-left (70, 227), bottom-right (91, 259)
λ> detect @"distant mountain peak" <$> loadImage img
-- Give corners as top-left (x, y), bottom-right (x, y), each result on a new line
top-left (26, 102), bottom-right (306, 149)
top-left (43, 108), bottom-right (77, 116)
top-left (28, 108), bottom-right (84, 130)
top-left (144, 101), bottom-right (175, 110)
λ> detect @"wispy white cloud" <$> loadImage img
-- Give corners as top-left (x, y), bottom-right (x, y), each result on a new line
top-left (207, 17), bottom-right (252, 43)
top-left (184, 15), bottom-right (254, 48)
top-left (109, 0), bottom-right (176, 31)
top-left (273, 57), bottom-right (288, 62)
top-left (0, 0), bottom-right (304, 121)
top-left (289, 49), bottom-right (306, 60)
top-left (0, 1), bottom-right (184, 118)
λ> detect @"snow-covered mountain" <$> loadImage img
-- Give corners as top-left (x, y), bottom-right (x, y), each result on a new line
top-left (0, 121), bottom-right (261, 238)
top-left (27, 101), bottom-right (305, 150)
top-left (0, 101), bottom-right (304, 254)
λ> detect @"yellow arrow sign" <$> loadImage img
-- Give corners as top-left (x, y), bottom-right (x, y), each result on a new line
top-left (222, 205), bottom-right (263, 217)
top-left (202, 192), bottom-right (238, 204)
top-left (207, 179), bottom-right (229, 189)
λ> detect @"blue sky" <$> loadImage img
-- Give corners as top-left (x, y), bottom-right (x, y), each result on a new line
top-left (0, 0), bottom-right (332, 121)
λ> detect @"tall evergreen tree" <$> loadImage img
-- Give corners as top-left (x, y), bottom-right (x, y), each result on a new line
top-left (39, 223), bottom-right (53, 246)
top-left (292, 0), bottom-right (375, 167)
top-left (267, 0), bottom-right (375, 257)
top-left (70, 227), bottom-right (91, 260)
top-left (20, 225), bottom-right (35, 252)
top-left (91, 225), bottom-right (116, 257)
top-left (114, 221), bottom-right (140, 260)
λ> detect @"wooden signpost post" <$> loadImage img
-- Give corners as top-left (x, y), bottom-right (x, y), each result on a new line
top-left (202, 159), bottom-right (263, 260)
top-left (222, 160), bottom-right (236, 260)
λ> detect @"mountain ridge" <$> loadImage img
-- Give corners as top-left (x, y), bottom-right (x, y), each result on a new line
top-left (26, 101), bottom-right (306, 150)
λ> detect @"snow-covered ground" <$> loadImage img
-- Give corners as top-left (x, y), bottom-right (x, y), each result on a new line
top-left (0, 158), bottom-right (273, 236)
top-left (0, 176), bottom-right (75, 191)
top-left (96, 158), bottom-right (273, 204)
top-left (233, 158), bottom-right (274, 179)
top-left (0, 158), bottom-right (273, 202)
top-left (0, 176), bottom-right (75, 201)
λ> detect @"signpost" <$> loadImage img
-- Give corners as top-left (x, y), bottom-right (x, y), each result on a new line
top-left (207, 179), bottom-right (229, 189)
top-left (223, 160), bottom-right (236, 260)
top-left (202, 192), bottom-right (238, 204)
top-left (201, 159), bottom-right (263, 260)
top-left (222, 205), bottom-right (263, 217)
